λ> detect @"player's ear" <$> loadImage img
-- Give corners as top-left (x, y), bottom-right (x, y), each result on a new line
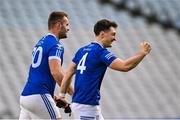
top-left (99, 31), bottom-right (105, 38)
top-left (55, 21), bottom-right (61, 28)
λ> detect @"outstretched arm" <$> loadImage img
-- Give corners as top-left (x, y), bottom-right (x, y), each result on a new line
top-left (109, 41), bottom-right (151, 72)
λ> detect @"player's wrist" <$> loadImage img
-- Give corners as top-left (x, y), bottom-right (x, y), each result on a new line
top-left (139, 51), bottom-right (148, 56)
top-left (59, 92), bottom-right (66, 98)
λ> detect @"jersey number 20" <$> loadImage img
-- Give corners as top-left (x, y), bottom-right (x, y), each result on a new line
top-left (32, 46), bottom-right (43, 68)
top-left (77, 53), bottom-right (88, 74)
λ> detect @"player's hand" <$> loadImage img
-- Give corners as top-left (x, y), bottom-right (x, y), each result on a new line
top-left (54, 95), bottom-right (68, 108)
top-left (54, 95), bottom-right (72, 115)
top-left (139, 41), bottom-right (151, 55)
top-left (54, 96), bottom-right (67, 108)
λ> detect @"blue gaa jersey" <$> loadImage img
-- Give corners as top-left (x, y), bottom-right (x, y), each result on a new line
top-left (21, 33), bottom-right (64, 97)
top-left (72, 42), bottom-right (117, 105)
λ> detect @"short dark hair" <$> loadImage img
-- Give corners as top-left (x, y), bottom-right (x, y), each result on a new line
top-left (94, 19), bottom-right (118, 36)
top-left (48, 11), bottom-right (68, 29)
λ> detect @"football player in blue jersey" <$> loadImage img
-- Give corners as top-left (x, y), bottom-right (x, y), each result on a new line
top-left (19, 11), bottom-right (73, 119)
top-left (58, 19), bottom-right (151, 119)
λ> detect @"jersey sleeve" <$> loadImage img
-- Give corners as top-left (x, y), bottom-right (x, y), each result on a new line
top-left (99, 49), bottom-right (117, 66)
top-left (72, 50), bottom-right (80, 65)
top-left (48, 44), bottom-right (64, 62)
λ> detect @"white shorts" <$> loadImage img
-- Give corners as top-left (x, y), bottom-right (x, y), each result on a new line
top-left (19, 94), bottom-right (61, 119)
top-left (71, 103), bottom-right (104, 120)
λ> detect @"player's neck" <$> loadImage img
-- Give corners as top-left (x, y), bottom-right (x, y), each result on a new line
top-left (48, 30), bottom-right (59, 40)
top-left (95, 37), bottom-right (104, 48)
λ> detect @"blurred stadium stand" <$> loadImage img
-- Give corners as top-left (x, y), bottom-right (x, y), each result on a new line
top-left (0, 0), bottom-right (180, 119)
top-left (99, 0), bottom-right (180, 33)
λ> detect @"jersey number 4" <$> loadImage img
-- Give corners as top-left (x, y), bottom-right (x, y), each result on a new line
top-left (77, 53), bottom-right (88, 74)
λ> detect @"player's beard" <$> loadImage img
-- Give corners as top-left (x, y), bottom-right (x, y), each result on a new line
top-left (59, 32), bottom-right (67, 39)
top-left (105, 39), bottom-right (115, 48)
top-left (59, 26), bottom-right (68, 39)
top-left (104, 42), bottom-right (112, 48)
top-left (105, 45), bottom-right (112, 48)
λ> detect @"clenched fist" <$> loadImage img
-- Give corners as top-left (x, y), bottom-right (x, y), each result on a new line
top-left (139, 41), bottom-right (151, 55)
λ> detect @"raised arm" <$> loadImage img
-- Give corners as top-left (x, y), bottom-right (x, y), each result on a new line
top-left (109, 41), bottom-right (151, 72)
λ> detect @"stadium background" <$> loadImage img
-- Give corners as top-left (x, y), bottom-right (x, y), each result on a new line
top-left (0, 0), bottom-right (180, 119)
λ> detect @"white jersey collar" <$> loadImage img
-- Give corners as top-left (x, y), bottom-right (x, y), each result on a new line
top-left (92, 41), bottom-right (103, 48)
top-left (47, 33), bottom-right (58, 41)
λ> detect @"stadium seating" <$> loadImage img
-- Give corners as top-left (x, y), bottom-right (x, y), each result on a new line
top-left (0, 0), bottom-right (179, 119)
